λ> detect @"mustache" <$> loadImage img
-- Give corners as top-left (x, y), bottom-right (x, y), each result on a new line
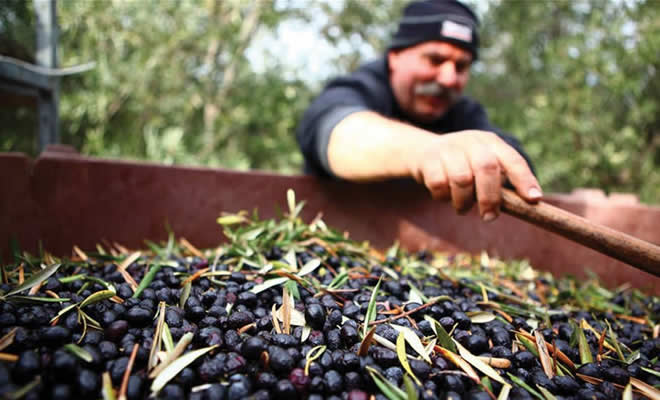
top-left (413, 82), bottom-right (459, 102)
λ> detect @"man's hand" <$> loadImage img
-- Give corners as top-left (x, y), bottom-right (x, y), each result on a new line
top-left (327, 111), bottom-right (542, 220)
top-left (409, 130), bottom-right (542, 221)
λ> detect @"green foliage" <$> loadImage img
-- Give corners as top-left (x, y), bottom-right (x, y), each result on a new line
top-left (469, 0), bottom-right (660, 202)
top-left (0, 0), bottom-right (658, 203)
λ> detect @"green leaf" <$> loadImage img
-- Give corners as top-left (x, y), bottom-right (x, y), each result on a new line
top-left (430, 317), bottom-right (457, 353)
top-left (179, 281), bottom-right (191, 309)
top-left (366, 366), bottom-right (407, 400)
top-left (455, 341), bottom-right (507, 385)
top-left (80, 289), bottom-right (116, 308)
top-left (507, 373), bottom-right (544, 400)
top-left (403, 374), bottom-right (419, 400)
top-left (6, 295), bottom-right (70, 304)
top-left (396, 331), bottom-right (422, 386)
top-left (407, 281), bottom-right (428, 304)
top-left (577, 322), bottom-right (594, 364)
top-left (162, 323), bottom-right (174, 353)
top-left (64, 343), bottom-right (93, 362)
top-left (217, 214), bottom-right (247, 226)
top-left (536, 385), bottom-right (557, 400)
top-left (363, 277), bottom-right (382, 338)
top-left (50, 303), bottom-right (78, 324)
top-left (4, 263), bottom-right (62, 297)
top-left (102, 372), bottom-right (116, 400)
top-left (250, 277), bottom-right (289, 294)
top-left (151, 345), bottom-right (218, 394)
top-left (132, 263), bottom-right (163, 299)
top-left (327, 271), bottom-right (348, 290)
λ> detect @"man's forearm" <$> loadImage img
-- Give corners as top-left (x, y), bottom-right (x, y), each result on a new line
top-left (326, 111), bottom-right (433, 181)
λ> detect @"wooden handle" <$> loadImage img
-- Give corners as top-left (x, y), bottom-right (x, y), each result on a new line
top-left (500, 188), bottom-right (660, 277)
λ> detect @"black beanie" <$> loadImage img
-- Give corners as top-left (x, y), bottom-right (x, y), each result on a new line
top-left (388, 0), bottom-right (480, 60)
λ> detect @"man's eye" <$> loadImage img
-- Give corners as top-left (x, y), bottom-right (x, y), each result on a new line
top-left (427, 56), bottom-right (445, 66)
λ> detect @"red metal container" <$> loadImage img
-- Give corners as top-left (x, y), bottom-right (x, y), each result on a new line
top-left (2, 147), bottom-right (659, 294)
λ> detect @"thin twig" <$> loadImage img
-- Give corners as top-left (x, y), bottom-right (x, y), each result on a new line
top-left (369, 298), bottom-right (440, 326)
top-left (119, 343), bottom-right (139, 400)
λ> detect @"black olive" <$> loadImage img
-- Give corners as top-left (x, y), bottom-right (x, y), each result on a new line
top-left (602, 366), bottom-right (629, 385)
top-left (340, 324), bottom-right (360, 346)
top-left (323, 370), bottom-right (343, 394)
top-left (227, 374), bottom-right (252, 400)
top-left (158, 383), bottom-right (184, 400)
top-left (242, 336), bottom-right (267, 360)
top-left (227, 311), bottom-right (254, 329)
top-left (125, 306), bottom-right (152, 326)
top-left (465, 334), bottom-right (489, 354)
top-left (512, 351), bottom-right (536, 369)
top-left (78, 368), bottom-right (100, 396)
top-left (127, 375), bottom-right (144, 400)
top-left (384, 366), bottom-right (403, 385)
top-left (224, 352), bottom-right (246, 375)
top-left (13, 350), bottom-right (40, 381)
top-left (269, 346), bottom-right (294, 374)
top-left (553, 375), bottom-right (580, 394)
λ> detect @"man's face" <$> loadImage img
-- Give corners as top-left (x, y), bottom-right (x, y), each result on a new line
top-left (388, 41), bottom-right (472, 123)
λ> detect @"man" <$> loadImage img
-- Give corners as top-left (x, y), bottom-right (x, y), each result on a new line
top-left (296, 0), bottom-right (543, 222)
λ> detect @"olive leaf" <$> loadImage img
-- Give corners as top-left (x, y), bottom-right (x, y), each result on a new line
top-left (297, 259), bottom-right (321, 277)
top-left (179, 281), bottom-right (191, 309)
top-left (507, 373), bottom-right (544, 400)
top-left (149, 332), bottom-right (194, 379)
top-left (6, 295), bottom-right (70, 304)
top-left (358, 326), bottom-right (377, 357)
top-left (80, 289), bottom-right (116, 308)
top-left (427, 316), bottom-right (456, 353)
top-left (363, 277), bottom-right (383, 338)
top-left (162, 323), bottom-right (174, 353)
top-left (304, 345), bottom-right (326, 376)
top-left (536, 385), bottom-right (557, 400)
top-left (534, 331), bottom-right (555, 379)
top-left (63, 343), bottom-right (93, 363)
top-left (102, 371), bottom-right (116, 400)
top-left (435, 346), bottom-right (479, 383)
top-left (366, 366), bottom-right (407, 400)
top-left (4, 263), bottom-right (61, 297)
top-left (217, 214), bottom-right (247, 226)
top-left (390, 325), bottom-right (431, 364)
top-left (150, 345), bottom-right (218, 394)
top-left (455, 341), bottom-right (507, 385)
top-left (396, 331), bottom-right (422, 386)
top-left (497, 384), bottom-right (512, 400)
top-left (403, 374), bottom-right (419, 400)
top-left (622, 382), bottom-right (633, 400)
top-left (630, 377), bottom-right (660, 400)
top-left (250, 277), bottom-right (289, 294)
top-left (467, 311), bottom-right (497, 324)
top-left (0, 328), bottom-right (17, 352)
top-left (576, 321), bottom-right (594, 364)
top-left (132, 263), bottom-right (162, 299)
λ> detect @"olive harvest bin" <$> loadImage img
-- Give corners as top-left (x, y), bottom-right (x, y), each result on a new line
top-left (1, 147), bottom-right (659, 294)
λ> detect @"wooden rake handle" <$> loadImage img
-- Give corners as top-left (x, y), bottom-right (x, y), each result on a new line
top-left (500, 188), bottom-right (660, 277)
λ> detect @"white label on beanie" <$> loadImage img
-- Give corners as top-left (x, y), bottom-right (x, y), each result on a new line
top-left (441, 20), bottom-right (472, 43)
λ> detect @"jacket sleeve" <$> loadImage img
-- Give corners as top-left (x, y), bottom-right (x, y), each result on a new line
top-left (296, 71), bottom-right (389, 177)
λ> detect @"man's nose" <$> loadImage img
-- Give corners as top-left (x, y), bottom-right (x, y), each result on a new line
top-left (435, 62), bottom-right (457, 87)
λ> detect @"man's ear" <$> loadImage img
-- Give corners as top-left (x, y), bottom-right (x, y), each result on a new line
top-left (387, 50), bottom-right (401, 71)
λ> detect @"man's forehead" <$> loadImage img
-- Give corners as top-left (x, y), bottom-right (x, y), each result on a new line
top-left (413, 41), bottom-right (473, 62)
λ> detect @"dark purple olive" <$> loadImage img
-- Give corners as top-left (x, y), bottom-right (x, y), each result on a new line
top-left (512, 351), bottom-right (536, 369)
top-left (242, 336), bottom-right (267, 360)
top-left (288, 368), bottom-right (310, 393)
top-left (227, 311), bottom-right (254, 329)
top-left (273, 379), bottom-right (297, 399)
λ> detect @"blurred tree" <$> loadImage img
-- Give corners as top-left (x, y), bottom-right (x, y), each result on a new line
top-left (0, 0), bottom-right (658, 203)
top-left (469, 0), bottom-right (660, 202)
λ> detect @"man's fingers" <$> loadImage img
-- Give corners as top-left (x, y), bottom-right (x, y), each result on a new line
top-left (492, 140), bottom-right (543, 202)
top-left (441, 150), bottom-right (475, 213)
top-left (465, 142), bottom-right (502, 221)
top-left (423, 165), bottom-right (450, 200)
